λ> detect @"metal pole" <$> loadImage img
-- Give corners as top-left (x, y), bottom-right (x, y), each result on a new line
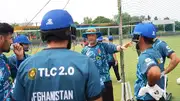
top-left (108, 28), bottom-right (110, 36)
top-left (118, 0), bottom-right (126, 101)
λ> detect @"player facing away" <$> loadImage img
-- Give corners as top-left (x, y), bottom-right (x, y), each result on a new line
top-left (0, 23), bottom-right (24, 101)
top-left (81, 29), bottom-right (131, 101)
top-left (132, 23), bottom-right (167, 101)
top-left (107, 36), bottom-right (121, 83)
top-left (8, 34), bottom-right (31, 80)
top-left (12, 9), bottom-right (102, 101)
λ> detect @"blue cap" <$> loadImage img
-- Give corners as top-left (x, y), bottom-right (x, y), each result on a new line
top-left (132, 23), bottom-right (157, 38)
top-left (82, 28), bottom-right (102, 38)
top-left (40, 9), bottom-right (74, 30)
top-left (97, 36), bottom-right (103, 42)
top-left (13, 35), bottom-right (31, 44)
top-left (108, 36), bottom-right (113, 41)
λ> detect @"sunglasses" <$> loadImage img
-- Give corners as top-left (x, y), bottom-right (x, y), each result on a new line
top-left (132, 34), bottom-right (140, 43)
top-left (86, 29), bottom-right (97, 32)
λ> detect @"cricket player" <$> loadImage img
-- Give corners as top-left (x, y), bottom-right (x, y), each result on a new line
top-left (107, 36), bottom-right (121, 83)
top-left (132, 23), bottom-right (167, 101)
top-left (136, 24), bottom-right (180, 75)
top-left (81, 28), bottom-right (131, 101)
top-left (97, 36), bottom-right (103, 42)
top-left (0, 23), bottom-right (24, 101)
top-left (135, 23), bottom-right (180, 99)
top-left (12, 9), bottom-right (102, 101)
top-left (8, 34), bottom-right (31, 80)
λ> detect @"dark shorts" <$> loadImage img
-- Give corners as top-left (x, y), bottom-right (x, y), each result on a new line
top-left (102, 80), bottom-right (114, 101)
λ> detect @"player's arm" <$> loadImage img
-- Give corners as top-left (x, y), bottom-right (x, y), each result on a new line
top-left (86, 59), bottom-right (102, 101)
top-left (164, 53), bottom-right (180, 74)
top-left (140, 57), bottom-right (160, 86)
top-left (147, 66), bottom-right (161, 86)
top-left (116, 41), bottom-right (132, 51)
top-left (160, 42), bottom-right (180, 74)
top-left (113, 54), bottom-right (118, 65)
top-left (102, 41), bottom-right (131, 54)
top-left (113, 53), bottom-right (117, 61)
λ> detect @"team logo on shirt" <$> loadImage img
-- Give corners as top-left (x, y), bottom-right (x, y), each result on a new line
top-left (96, 56), bottom-right (101, 60)
top-left (28, 68), bottom-right (37, 80)
top-left (157, 58), bottom-right (163, 64)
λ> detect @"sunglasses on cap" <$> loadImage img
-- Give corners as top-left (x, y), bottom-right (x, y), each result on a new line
top-left (86, 29), bottom-right (97, 32)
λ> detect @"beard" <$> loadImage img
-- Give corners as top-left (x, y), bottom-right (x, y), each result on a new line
top-left (88, 40), bottom-right (96, 45)
top-left (2, 47), bottom-right (10, 53)
top-left (24, 47), bottom-right (29, 52)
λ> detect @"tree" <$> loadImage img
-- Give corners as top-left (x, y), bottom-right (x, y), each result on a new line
top-left (131, 16), bottom-right (141, 23)
top-left (175, 21), bottom-right (180, 31)
top-left (139, 15), bottom-right (146, 21)
top-left (74, 22), bottom-right (79, 25)
top-left (154, 16), bottom-right (158, 20)
top-left (11, 23), bottom-right (19, 27)
top-left (83, 17), bottom-right (93, 24)
top-left (147, 15), bottom-right (151, 20)
top-left (93, 16), bottom-right (112, 24)
top-left (113, 12), bottom-right (131, 25)
top-left (164, 17), bottom-right (170, 20)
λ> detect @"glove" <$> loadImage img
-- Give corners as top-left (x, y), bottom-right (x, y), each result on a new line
top-left (138, 84), bottom-right (165, 100)
top-left (147, 84), bottom-right (165, 100)
top-left (138, 86), bottom-right (148, 96)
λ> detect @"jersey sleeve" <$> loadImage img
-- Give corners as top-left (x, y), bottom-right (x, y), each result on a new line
top-left (12, 62), bottom-right (26, 101)
top-left (159, 41), bottom-right (174, 58)
top-left (139, 55), bottom-right (158, 75)
top-left (86, 58), bottom-right (102, 100)
top-left (102, 42), bottom-right (117, 54)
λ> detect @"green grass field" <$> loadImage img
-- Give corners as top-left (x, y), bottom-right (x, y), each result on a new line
top-left (5, 36), bottom-right (180, 101)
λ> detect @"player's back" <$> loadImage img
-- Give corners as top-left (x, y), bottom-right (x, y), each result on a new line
top-left (153, 39), bottom-right (174, 63)
top-left (15, 48), bottom-right (101, 101)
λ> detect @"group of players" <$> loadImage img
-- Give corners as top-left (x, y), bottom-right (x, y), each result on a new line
top-left (0, 9), bottom-right (179, 101)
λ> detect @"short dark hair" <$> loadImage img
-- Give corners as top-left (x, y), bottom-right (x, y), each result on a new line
top-left (0, 23), bottom-right (14, 35)
top-left (142, 36), bottom-right (154, 44)
top-left (40, 27), bottom-right (71, 43)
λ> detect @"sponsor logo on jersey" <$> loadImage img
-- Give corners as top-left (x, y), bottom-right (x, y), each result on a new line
top-left (38, 66), bottom-right (75, 77)
top-left (145, 58), bottom-right (151, 62)
top-left (28, 68), bottom-right (37, 80)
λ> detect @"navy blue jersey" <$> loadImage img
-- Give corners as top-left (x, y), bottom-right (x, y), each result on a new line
top-left (81, 42), bottom-right (117, 83)
top-left (12, 49), bottom-right (101, 101)
top-left (134, 48), bottom-right (165, 100)
top-left (8, 54), bottom-right (30, 80)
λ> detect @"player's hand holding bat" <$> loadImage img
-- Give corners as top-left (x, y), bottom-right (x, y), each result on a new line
top-left (13, 43), bottom-right (24, 60)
